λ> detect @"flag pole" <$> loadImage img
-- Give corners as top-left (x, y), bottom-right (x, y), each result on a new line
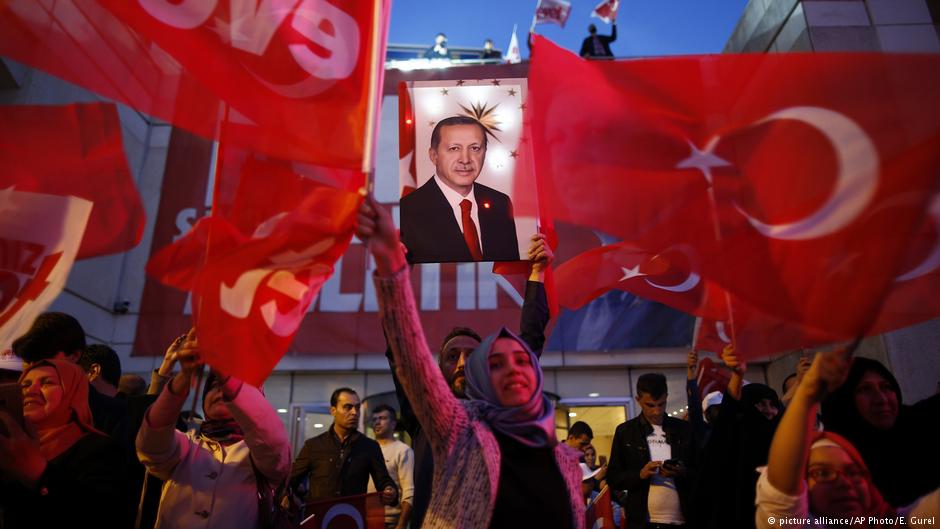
top-left (530, 0), bottom-right (540, 33)
top-left (362, 0), bottom-right (387, 190)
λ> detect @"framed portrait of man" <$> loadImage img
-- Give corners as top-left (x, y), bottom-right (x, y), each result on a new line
top-left (398, 78), bottom-right (537, 264)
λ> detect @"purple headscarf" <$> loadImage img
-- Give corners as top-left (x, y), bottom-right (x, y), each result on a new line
top-left (464, 327), bottom-right (556, 448)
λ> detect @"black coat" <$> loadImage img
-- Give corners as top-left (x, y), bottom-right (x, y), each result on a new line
top-left (290, 427), bottom-right (396, 504)
top-left (1, 432), bottom-right (127, 529)
top-left (579, 25), bottom-right (617, 58)
top-left (693, 385), bottom-right (781, 529)
top-left (400, 178), bottom-right (519, 264)
top-left (606, 414), bottom-right (695, 529)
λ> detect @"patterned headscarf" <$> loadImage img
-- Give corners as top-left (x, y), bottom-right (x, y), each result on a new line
top-left (464, 327), bottom-right (556, 448)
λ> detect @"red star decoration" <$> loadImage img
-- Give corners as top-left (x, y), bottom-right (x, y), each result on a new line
top-left (510, 150), bottom-right (519, 159)
top-left (519, 103), bottom-right (527, 111)
top-left (506, 88), bottom-right (517, 97)
top-left (491, 79), bottom-right (502, 86)
top-left (440, 88), bottom-right (449, 96)
top-left (456, 80), bottom-right (466, 86)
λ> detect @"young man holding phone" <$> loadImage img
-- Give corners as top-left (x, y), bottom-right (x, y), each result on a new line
top-left (606, 373), bottom-right (695, 529)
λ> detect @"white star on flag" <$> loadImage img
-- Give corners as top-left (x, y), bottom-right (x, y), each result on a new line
top-left (676, 137), bottom-right (731, 185)
top-left (620, 265), bottom-right (647, 281)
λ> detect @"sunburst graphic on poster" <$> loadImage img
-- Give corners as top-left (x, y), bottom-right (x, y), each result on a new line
top-left (398, 78), bottom-right (536, 264)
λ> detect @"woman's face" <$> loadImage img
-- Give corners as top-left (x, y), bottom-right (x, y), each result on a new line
top-left (584, 446), bottom-right (597, 468)
top-left (21, 366), bottom-right (69, 427)
top-left (203, 381), bottom-right (233, 421)
top-left (488, 338), bottom-right (537, 407)
top-left (854, 370), bottom-right (898, 430)
top-left (807, 445), bottom-right (871, 518)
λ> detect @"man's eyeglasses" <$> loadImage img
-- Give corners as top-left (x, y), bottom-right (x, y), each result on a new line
top-left (807, 465), bottom-right (868, 483)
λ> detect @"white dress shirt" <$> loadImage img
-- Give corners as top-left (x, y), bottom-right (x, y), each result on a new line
top-left (433, 174), bottom-right (483, 253)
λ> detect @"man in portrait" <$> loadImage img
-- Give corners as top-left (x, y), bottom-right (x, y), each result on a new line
top-left (400, 116), bottom-right (520, 263)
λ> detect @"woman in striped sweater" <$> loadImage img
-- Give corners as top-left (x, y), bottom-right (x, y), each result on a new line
top-left (357, 195), bottom-right (584, 529)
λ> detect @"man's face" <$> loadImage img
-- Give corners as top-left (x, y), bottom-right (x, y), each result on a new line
top-left (429, 124), bottom-right (486, 196)
top-left (566, 433), bottom-right (591, 451)
top-left (440, 334), bottom-right (479, 397)
top-left (371, 410), bottom-right (396, 439)
top-left (331, 391), bottom-right (361, 431)
top-left (636, 392), bottom-right (668, 426)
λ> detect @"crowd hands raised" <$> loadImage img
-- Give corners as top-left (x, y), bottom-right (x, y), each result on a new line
top-left (0, 194), bottom-right (938, 529)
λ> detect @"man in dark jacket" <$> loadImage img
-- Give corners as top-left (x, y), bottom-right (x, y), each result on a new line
top-left (580, 23), bottom-right (617, 58)
top-left (291, 388), bottom-right (398, 505)
top-left (607, 373), bottom-right (694, 529)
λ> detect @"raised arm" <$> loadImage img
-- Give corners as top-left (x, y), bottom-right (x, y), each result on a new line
top-left (720, 344), bottom-right (745, 401)
top-left (222, 376), bottom-right (291, 483)
top-left (136, 330), bottom-right (201, 479)
top-left (357, 195), bottom-right (468, 456)
top-left (766, 347), bottom-right (852, 495)
top-left (519, 233), bottom-right (554, 357)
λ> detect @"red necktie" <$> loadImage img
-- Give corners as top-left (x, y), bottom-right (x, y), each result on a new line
top-left (460, 199), bottom-right (483, 261)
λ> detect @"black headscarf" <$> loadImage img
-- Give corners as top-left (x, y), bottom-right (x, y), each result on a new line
top-left (198, 371), bottom-right (244, 445)
top-left (821, 357), bottom-right (940, 507)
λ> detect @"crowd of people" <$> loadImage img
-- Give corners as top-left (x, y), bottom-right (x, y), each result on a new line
top-left (2, 122), bottom-right (939, 529)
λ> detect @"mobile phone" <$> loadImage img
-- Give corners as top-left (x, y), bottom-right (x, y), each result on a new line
top-left (0, 383), bottom-right (26, 436)
top-left (663, 459), bottom-right (680, 468)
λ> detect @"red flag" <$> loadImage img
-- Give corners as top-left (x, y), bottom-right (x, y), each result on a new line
top-left (534, 0), bottom-right (572, 28)
top-left (695, 357), bottom-right (731, 396)
top-left (585, 486), bottom-right (617, 529)
top-left (1, 103), bottom-right (144, 259)
top-left (591, 0), bottom-right (620, 24)
top-left (147, 150), bottom-right (362, 386)
top-left (0, 0), bottom-right (390, 170)
top-left (528, 36), bottom-right (940, 341)
top-left (301, 493), bottom-right (384, 529)
top-left (398, 82), bottom-right (417, 197)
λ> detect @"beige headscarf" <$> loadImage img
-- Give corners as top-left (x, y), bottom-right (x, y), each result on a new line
top-left (20, 359), bottom-right (102, 460)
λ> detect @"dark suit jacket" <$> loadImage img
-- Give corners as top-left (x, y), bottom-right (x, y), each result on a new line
top-left (400, 177), bottom-right (520, 263)
top-left (579, 25), bottom-right (617, 58)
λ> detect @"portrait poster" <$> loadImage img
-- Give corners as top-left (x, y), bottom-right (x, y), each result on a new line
top-left (398, 78), bottom-right (537, 264)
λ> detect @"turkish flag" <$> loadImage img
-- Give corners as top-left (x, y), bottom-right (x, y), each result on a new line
top-left (591, 0), bottom-right (620, 24)
top-left (695, 357), bottom-right (731, 397)
top-left (147, 148), bottom-right (362, 386)
top-left (301, 493), bottom-right (384, 529)
top-left (1, 103), bottom-right (144, 259)
top-left (0, 0), bottom-right (390, 169)
top-left (528, 36), bottom-right (940, 340)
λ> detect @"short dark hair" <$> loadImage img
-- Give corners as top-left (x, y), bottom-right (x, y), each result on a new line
top-left (12, 312), bottom-right (86, 363)
top-left (782, 373), bottom-right (798, 394)
top-left (79, 344), bottom-right (122, 387)
top-left (636, 373), bottom-right (668, 399)
top-left (439, 326), bottom-right (482, 354)
top-left (330, 387), bottom-right (358, 407)
top-left (372, 404), bottom-right (398, 421)
top-left (588, 24), bottom-right (597, 34)
top-left (429, 116), bottom-right (489, 151)
top-left (568, 420), bottom-right (594, 440)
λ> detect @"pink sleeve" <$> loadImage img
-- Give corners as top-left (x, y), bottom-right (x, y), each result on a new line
top-left (373, 266), bottom-right (468, 456)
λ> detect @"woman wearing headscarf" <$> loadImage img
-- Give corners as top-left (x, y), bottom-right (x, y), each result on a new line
top-left (821, 357), bottom-right (940, 507)
top-left (357, 196), bottom-right (584, 529)
top-left (757, 348), bottom-right (939, 529)
top-left (694, 344), bottom-right (783, 529)
top-left (0, 358), bottom-right (126, 528)
top-left (136, 331), bottom-right (291, 529)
